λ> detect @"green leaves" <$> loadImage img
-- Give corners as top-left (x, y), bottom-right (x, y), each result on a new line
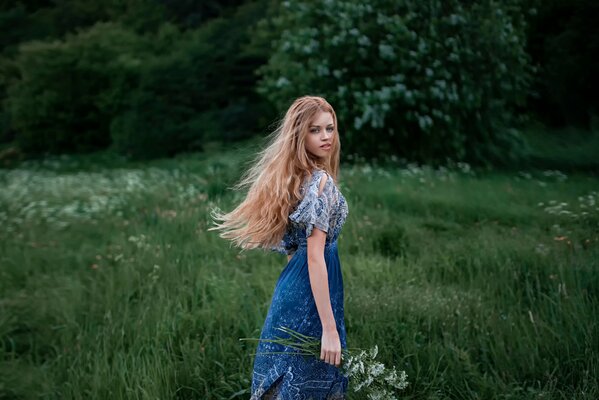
top-left (256, 0), bottom-right (534, 166)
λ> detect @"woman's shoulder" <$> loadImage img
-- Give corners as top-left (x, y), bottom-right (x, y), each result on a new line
top-left (307, 169), bottom-right (332, 188)
top-left (311, 168), bottom-right (336, 182)
top-left (297, 169), bottom-right (328, 199)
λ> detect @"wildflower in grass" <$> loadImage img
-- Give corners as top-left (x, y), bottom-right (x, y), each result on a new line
top-left (241, 326), bottom-right (409, 397)
top-left (539, 191), bottom-right (598, 227)
top-left (0, 165), bottom-right (208, 231)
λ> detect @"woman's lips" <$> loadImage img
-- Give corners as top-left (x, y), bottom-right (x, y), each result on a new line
top-left (320, 144), bottom-right (331, 150)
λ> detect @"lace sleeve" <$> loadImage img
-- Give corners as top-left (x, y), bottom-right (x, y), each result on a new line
top-left (289, 171), bottom-right (330, 238)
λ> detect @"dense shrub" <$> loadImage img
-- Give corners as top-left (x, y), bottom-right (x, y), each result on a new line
top-left (4, 0), bottom-right (272, 159)
top-left (107, 2), bottom-right (272, 159)
top-left (6, 23), bottom-right (147, 154)
top-left (526, 0), bottom-right (599, 129)
top-left (255, 0), bottom-right (534, 167)
top-left (0, 56), bottom-right (18, 144)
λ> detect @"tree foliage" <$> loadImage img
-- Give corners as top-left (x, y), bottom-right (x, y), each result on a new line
top-left (526, 0), bottom-right (599, 129)
top-left (6, 23), bottom-right (144, 154)
top-left (256, 0), bottom-right (534, 166)
top-left (4, 1), bottom-right (272, 158)
top-left (1, 0), bottom-right (593, 164)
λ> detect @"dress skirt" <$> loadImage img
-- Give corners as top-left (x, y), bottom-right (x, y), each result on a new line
top-left (250, 240), bottom-right (348, 400)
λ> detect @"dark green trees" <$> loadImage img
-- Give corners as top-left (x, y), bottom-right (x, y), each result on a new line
top-left (256, 0), bottom-right (534, 166)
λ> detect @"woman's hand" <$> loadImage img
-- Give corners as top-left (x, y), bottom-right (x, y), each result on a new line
top-left (320, 327), bottom-right (342, 367)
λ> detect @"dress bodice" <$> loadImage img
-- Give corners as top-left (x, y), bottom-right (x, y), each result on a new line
top-left (271, 169), bottom-right (349, 255)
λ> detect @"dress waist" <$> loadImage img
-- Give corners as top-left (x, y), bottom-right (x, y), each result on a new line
top-left (296, 239), bottom-right (338, 251)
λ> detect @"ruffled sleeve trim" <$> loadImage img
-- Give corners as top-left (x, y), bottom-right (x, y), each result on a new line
top-left (289, 170), bottom-right (331, 238)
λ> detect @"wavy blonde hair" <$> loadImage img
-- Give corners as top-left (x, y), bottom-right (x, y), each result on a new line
top-left (208, 95), bottom-right (340, 251)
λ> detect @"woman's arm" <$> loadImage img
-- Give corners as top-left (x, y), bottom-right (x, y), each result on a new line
top-left (307, 227), bottom-right (341, 367)
top-left (305, 173), bottom-right (341, 367)
top-left (307, 228), bottom-right (336, 331)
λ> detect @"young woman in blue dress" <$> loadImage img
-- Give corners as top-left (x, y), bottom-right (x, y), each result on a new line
top-left (210, 95), bottom-right (350, 399)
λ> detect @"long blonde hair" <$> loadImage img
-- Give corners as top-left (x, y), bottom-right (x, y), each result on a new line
top-left (208, 95), bottom-right (340, 251)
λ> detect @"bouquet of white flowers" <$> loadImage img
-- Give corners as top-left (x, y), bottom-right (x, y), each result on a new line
top-left (241, 325), bottom-right (409, 399)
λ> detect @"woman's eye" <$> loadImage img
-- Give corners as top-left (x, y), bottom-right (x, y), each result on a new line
top-left (326, 127), bottom-right (334, 132)
top-left (310, 129), bottom-right (319, 133)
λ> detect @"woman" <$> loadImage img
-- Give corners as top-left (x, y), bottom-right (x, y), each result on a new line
top-left (209, 95), bottom-right (350, 399)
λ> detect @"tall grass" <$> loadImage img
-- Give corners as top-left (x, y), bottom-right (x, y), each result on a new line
top-left (1, 144), bottom-right (597, 399)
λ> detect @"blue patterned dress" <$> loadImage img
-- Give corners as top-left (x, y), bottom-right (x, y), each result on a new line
top-left (250, 169), bottom-right (350, 400)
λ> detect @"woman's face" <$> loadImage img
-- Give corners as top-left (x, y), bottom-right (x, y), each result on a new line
top-left (305, 111), bottom-right (335, 159)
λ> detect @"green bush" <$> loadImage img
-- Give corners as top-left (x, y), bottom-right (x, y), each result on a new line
top-left (255, 0), bottom-right (534, 167)
top-left (5, 0), bottom-right (271, 159)
top-left (527, 0), bottom-right (599, 128)
top-left (6, 22), bottom-right (149, 154)
top-left (107, 2), bottom-right (271, 159)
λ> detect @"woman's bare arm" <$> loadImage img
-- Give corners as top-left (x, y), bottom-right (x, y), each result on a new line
top-left (308, 227), bottom-right (341, 367)
top-left (307, 228), bottom-right (336, 331)
top-left (305, 174), bottom-right (341, 367)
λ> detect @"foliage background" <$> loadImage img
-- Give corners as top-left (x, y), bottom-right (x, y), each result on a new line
top-left (0, 0), bottom-right (596, 166)
top-left (0, 1), bottom-right (598, 399)
top-left (256, 0), bottom-right (533, 166)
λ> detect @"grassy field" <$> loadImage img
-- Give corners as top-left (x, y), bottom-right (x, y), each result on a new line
top-left (0, 138), bottom-right (598, 399)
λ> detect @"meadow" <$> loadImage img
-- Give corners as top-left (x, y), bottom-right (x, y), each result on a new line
top-left (1, 138), bottom-right (597, 399)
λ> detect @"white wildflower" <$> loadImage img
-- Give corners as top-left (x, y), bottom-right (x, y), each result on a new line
top-left (368, 361), bottom-right (385, 377)
top-left (370, 344), bottom-right (378, 359)
top-left (385, 367), bottom-right (409, 390)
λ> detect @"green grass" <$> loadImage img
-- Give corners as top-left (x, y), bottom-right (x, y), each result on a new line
top-left (1, 143), bottom-right (597, 399)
